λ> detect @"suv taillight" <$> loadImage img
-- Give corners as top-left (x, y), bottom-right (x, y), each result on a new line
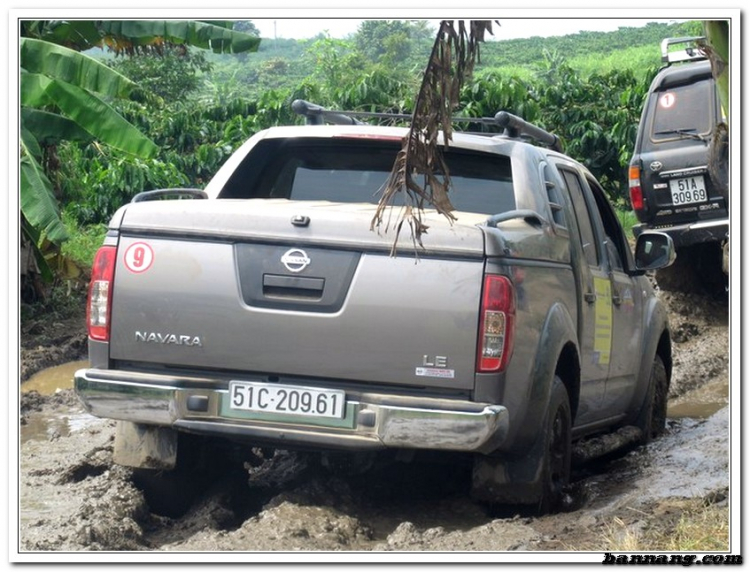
top-left (87, 246), bottom-right (117, 341)
top-left (629, 166), bottom-right (644, 211)
top-left (477, 275), bottom-right (516, 373)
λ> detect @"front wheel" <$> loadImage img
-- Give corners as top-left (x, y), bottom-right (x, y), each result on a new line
top-left (538, 376), bottom-right (572, 514)
top-left (636, 354), bottom-right (669, 445)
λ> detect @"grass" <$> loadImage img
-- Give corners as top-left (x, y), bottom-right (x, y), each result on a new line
top-left (600, 497), bottom-right (730, 552)
top-left (60, 212), bottom-right (108, 269)
top-left (615, 208), bottom-right (639, 239)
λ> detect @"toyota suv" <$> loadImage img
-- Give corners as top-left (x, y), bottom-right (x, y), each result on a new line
top-left (628, 37), bottom-right (728, 290)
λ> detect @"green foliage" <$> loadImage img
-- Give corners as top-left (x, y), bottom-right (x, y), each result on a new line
top-left (303, 36), bottom-right (367, 102)
top-left (233, 21), bottom-right (260, 37)
top-left (20, 144), bottom-right (68, 243)
top-left (19, 19), bottom-right (261, 265)
top-left (110, 47), bottom-right (213, 101)
top-left (355, 20), bottom-right (434, 65)
top-left (461, 70), bottom-right (540, 123)
top-left (59, 143), bottom-right (191, 225)
top-left (478, 20), bottom-right (699, 74)
top-left (56, 19), bottom-right (697, 257)
top-left (60, 211), bottom-right (108, 268)
top-left (23, 20), bottom-right (261, 54)
top-left (615, 207), bottom-right (639, 237)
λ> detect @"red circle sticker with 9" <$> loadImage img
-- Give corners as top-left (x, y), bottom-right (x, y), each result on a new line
top-left (124, 242), bottom-right (154, 274)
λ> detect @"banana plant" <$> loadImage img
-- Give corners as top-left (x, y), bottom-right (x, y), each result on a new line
top-left (19, 19), bottom-right (261, 288)
top-left (20, 37), bottom-right (159, 278)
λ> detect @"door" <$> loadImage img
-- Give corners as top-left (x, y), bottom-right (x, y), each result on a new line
top-left (557, 168), bottom-right (612, 425)
top-left (585, 177), bottom-right (644, 416)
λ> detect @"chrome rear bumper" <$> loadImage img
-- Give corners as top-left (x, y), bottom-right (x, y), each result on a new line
top-left (74, 369), bottom-right (508, 454)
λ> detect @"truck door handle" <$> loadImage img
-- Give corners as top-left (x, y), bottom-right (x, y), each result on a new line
top-left (263, 274), bottom-right (325, 299)
top-left (584, 291), bottom-right (596, 304)
top-left (612, 291), bottom-right (622, 306)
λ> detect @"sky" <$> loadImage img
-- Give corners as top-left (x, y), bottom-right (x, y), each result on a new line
top-left (251, 16), bottom-right (681, 41)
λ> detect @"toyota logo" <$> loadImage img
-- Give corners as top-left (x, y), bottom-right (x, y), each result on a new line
top-left (650, 161), bottom-right (663, 172)
top-left (281, 248), bottom-right (311, 273)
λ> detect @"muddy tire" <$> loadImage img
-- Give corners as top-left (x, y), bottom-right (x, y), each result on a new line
top-left (131, 433), bottom-right (229, 518)
top-left (538, 377), bottom-right (572, 514)
top-left (657, 243), bottom-right (726, 295)
top-left (636, 355), bottom-right (669, 445)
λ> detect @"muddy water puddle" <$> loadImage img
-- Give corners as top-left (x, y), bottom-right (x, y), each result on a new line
top-left (22, 359), bottom-right (88, 395)
top-left (668, 377), bottom-right (728, 420)
top-left (20, 360), bottom-right (98, 445)
top-left (21, 410), bottom-right (99, 444)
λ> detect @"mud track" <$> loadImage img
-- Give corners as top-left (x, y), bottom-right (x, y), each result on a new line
top-left (17, 287), bottom-right (731, 558)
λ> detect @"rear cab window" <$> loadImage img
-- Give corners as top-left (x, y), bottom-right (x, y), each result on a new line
top-left (217, 138), bottom-right (517, 216)
top-left (650, 79), bottom-right (714, 144)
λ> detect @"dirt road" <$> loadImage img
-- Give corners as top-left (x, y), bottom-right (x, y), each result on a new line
top-left (16, 289), bottom-right (732, 559)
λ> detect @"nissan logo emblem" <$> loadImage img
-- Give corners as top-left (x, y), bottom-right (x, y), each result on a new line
top-left (650, 161), bottom-right (663, 172)
top-left (281, 248), bottom-right (311, 273)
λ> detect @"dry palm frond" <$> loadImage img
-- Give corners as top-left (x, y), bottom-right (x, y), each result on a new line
top-left (371, 20), bottom-right (495, 255)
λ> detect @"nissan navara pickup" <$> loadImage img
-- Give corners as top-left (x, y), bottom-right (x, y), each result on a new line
top-left (75, 101), bottom-right (675, 513)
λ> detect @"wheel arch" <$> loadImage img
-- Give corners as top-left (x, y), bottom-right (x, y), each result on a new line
top-left (516, 302), bottom-right (579, 450)
top-left (628, 296), bottom-right (672, 423)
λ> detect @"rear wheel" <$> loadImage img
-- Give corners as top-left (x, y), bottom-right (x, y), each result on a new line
top-left (131, 433), bottom-right (232, 517)
top-left (538, 376), bottom-right (572, 514)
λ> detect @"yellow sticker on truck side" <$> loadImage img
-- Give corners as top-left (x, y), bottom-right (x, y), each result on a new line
top-left (593, 277), bottom-right (612, 366)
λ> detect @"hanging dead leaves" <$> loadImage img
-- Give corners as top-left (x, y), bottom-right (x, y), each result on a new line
top-left (371, 20), bottom-right (496, 256)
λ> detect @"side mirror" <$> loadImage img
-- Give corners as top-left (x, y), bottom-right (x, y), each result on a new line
top-left (634, 231), bottom-right (676, 271)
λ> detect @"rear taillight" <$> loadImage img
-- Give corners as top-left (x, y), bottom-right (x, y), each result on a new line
top-left (477, 275), bottom-right (516, 373)
top-left (87, 246), bottom-right (117, 341)
top-left (628, 166), bottom-right (644, 211)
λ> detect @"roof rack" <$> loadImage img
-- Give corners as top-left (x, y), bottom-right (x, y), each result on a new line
top-left (291, 99), bottom-right (563, 152)
top-left (661, 37), bottom-right (707, 65)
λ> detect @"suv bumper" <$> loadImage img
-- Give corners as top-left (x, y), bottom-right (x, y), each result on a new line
top-left (633, 219), bottom-right (728, 249)
top-left (74, 369), bottom-right (509, 454)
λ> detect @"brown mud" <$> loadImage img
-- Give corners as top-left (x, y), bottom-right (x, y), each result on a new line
top-left (16, 285), bottom-right (732, 557)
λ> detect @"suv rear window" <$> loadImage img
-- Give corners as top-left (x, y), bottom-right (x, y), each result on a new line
top-left (650, 79), bottom-right (713, 143)
top-left (219, 138), bottom-right (516, 216)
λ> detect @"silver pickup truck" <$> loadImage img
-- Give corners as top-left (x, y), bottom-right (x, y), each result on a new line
top-left (75, 103), bottom-right (675, 513)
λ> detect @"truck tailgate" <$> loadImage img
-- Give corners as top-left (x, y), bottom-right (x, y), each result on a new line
top-left (108, 200), bottom-right (487, 391)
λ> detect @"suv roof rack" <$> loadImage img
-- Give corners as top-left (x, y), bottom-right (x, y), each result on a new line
top-left (291, 99), bottom-right (563, 152)
top-left (661, 37), bottom-right (707, 65)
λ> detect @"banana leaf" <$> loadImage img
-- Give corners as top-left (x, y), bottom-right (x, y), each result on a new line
top-left (21, 108), bottom-right (94, 146)
top-left (20, 144), bottom-right (68, 244)
top-left (99, 20), bottom-right (261, 54)
top-left (20, 38), bottom-right (136, 99)
top-left (21, 215), bottom-right (55, 284)
top-left (20, 125), bottom-right (43, 161)
top-left (44, 79), bottom-right (158, 158)
top-left (20, 71), bottom-right (53, 108)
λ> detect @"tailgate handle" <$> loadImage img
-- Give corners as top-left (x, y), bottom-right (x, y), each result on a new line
top-left (263, 274), bottom-right (325, 298)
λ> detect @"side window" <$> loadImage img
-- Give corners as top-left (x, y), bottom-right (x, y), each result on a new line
top-left (540, 162), bottom-right (567, 229)
top-left (560, 169), bottom-right (599, 267)
top-left (586, 177), bottom-right (629, 273)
